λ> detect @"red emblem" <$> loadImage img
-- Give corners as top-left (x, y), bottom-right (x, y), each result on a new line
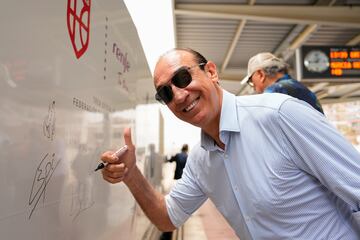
top-left (66, 0), bottom-right (91, 59)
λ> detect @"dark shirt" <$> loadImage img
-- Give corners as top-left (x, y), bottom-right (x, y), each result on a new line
top-left (169, 152), bottom-right (188, 180)
top-left (265, 74), bottom-right (324, 114)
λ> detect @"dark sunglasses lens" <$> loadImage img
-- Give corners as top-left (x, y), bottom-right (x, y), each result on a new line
top-left (172, 69), bottom-right (192, 88)
top-left (247, 77), bottom-right (253, 86)
top-left (156, 85), bottom-right (173, 104)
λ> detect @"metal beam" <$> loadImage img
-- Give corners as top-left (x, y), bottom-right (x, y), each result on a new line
top-left (339, 84), bottom-right (360, 100)
top-left (289, 25), bottom-right (318, 51)
top-left (347, 34), bottom-right (360, 45)
top-left (221, 20), bottom-right (246, 73)
top-left (248, 0), bottom-right (256, 5)
top-left (321, 96), bottom-right (360, 104)
top-left (220, 68), bottom-right (247, 80)
top-left (220, 0), bottom-right (256, 73)
top-left (317, 91), bottom-right (330, 100)
top-left (175, 5), bottom-right (360, 28)
top-left (282, 24), bottom-right (318, 61)
top-left (309, 82), bottom-right (329, 93)
top-left (273, 25), bottom-right (304, 58)
top-left (172, 0), bottom-right (177, 47)
top-left (235, 83), bottom-right (248, 96)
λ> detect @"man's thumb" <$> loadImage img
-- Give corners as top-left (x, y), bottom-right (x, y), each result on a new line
top-left (123, 127), bottom-right (134, 148)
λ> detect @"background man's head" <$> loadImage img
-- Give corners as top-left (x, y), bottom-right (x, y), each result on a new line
top-left (181, 144), bottom-right (188, 152)
top-left (246, 52), bottom-right (288, 93)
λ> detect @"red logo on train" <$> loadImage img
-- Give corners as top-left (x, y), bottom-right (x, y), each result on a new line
top-left (66, 0), bottom-right (91, 59)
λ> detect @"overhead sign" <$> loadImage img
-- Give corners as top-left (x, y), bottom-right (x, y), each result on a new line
top-left (297, 45), bottom-right (360, 81)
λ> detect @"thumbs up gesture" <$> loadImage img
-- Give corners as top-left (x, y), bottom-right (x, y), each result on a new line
top-left (101, 127), bottom-right (136, 184)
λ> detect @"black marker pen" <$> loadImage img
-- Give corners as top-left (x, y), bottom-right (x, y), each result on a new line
top-left (95, 145), bottom-right (128, 171)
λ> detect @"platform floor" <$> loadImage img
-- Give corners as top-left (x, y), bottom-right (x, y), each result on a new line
top-left (183, 199), bottom-right (239, 240)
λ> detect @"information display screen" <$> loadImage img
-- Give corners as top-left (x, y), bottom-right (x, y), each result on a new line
top-left (299, 45), bottom-right (360, 81)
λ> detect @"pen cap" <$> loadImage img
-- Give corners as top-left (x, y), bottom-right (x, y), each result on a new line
top-left (112, 145), bottom-right (128, 158)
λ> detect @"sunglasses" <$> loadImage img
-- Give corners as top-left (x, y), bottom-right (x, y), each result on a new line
top-left (247, 75), bottom-right (254, 87)
top-left (155, 63), bottom-right (206, 104)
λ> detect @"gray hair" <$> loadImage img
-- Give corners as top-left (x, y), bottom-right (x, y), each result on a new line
top-left (262, 63), bottom-right (288, 78)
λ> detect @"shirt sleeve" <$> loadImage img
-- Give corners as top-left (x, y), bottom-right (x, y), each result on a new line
top-left (168, 154), bottom-right (177, 162)
top-left (278, 98), bottom-right (360, 226)
top-left (165, 156), bottom-right (207, 228)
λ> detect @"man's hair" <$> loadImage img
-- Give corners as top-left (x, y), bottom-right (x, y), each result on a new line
top-left (181, 144), bottom-right (188, 152)
top-left (263, 65), bottom-right (288, 78)
top-left (163, 48), bottom-right (208, 70)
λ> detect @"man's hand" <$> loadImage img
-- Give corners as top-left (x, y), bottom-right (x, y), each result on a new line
top-left (101, 127), bottom-right (136, 184)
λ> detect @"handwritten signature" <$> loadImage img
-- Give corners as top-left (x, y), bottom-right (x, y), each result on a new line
top-left (28, 153), bottom-right (61, 219)
top-left (70, 182), bottom-right (95, 221)
top-left (43, 101), bottom-right (56, 141)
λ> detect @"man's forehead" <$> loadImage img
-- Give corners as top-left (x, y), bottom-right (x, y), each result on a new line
top-left (161, 50), bottom-right (193, 66)
top-left (154, 50), bottom-right (193, 81)
top-left (163, 50), bottom-right (181, 65)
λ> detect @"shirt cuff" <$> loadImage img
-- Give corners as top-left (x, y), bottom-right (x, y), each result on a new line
top-left (165, 194), bottom-right (191, 228)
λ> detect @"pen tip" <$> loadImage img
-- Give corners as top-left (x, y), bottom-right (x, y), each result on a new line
top-left (94, 163), bottom-right (105, 172)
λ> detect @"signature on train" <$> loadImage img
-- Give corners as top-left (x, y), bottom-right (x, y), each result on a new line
top-left (70, 183), bottom-right (95, 221)
top-left (43, 101), bottom-right (56, 141)
top-left (28, 153), bottom-right (61, 219)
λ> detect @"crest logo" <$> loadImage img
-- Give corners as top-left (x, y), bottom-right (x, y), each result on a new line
top-left (66, 0), bottom-right (91, 59)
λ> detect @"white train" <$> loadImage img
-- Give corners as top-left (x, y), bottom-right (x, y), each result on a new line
top-left (0, 0), bottom-right (162, 239)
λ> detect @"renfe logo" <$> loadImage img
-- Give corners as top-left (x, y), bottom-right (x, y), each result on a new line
top-left (66, 0), bottom-right (91, 59)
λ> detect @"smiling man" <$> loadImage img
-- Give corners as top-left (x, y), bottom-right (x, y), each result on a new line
top-left (101, 48), bottom-right (360, 239)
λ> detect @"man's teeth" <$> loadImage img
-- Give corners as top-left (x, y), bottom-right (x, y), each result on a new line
top-left (185, 99), bottom-right (198, 112)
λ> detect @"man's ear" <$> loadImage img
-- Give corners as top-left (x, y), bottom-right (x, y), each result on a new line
top-left (259, 70), bottom-right (266, 83)
top-left (205, 61), bottom-right (219, 82)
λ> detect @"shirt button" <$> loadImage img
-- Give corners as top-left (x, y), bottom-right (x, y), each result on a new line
top-left (234, 186), bottom-right (238, 191)
top-left (224, 154), bottom-right (228, 158)
top-left (245, 216), bottom-right (251, 222)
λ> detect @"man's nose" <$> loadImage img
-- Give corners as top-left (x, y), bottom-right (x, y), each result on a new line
top-left (171, 86), bottom-right (188, 104)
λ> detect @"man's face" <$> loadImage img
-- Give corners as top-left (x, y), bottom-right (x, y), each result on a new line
top-left (249, 69), bottom-right (267, 93)
top-left (153, 51), bottom-right (222, 129)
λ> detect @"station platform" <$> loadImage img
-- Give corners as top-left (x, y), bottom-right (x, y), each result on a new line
top-left (181, 199), bottom-right (239, 240)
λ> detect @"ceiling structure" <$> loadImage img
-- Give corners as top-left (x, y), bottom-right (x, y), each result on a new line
top-left (173, 0), bottom-right (360, 104)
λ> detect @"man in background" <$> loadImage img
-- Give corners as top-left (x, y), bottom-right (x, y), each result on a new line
top-left (246, 52), bottom-right (324, 114)
top-left (160, 144), bottom-right (188, 240)
top-left (167, 144), bottom-right (188, 180)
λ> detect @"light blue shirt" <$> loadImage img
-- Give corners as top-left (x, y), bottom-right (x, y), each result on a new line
top-left (165, 90), bottom-right (360, 239)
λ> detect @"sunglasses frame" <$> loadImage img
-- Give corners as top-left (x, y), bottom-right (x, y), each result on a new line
top-left (247, 75), bottom-right (254, 87)
top-left (155, 62), bottom-right (206, 104)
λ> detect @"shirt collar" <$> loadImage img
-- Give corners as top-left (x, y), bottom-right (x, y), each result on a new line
top-left (200, 90), bottom-right (240, 151)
